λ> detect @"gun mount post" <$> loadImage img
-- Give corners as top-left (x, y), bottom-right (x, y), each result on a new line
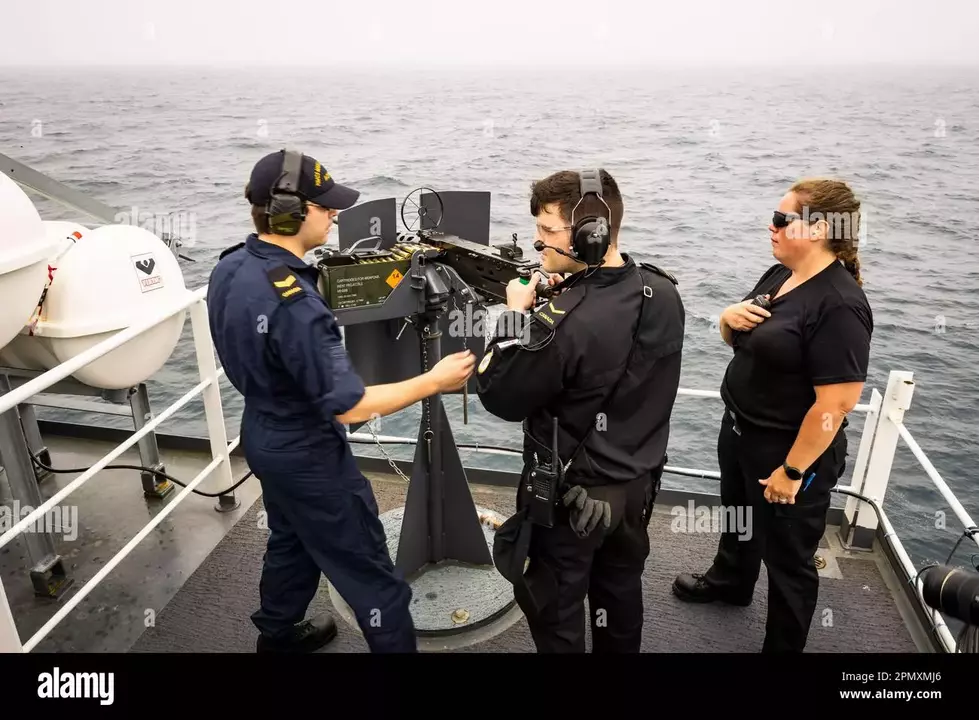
top-left (320, 191), bottom-right (546, 642)
top-left (396, 265), bottom-right (492, 578)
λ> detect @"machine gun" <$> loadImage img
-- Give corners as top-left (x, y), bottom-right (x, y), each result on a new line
top-left (314, 227), bottom-right (553, 314)
top-left (311, 187), bottom-right (557, 585)
top-left (313, 186), bottom-right (557, 320)
top-left (424, 231), bottom-right (555, 304)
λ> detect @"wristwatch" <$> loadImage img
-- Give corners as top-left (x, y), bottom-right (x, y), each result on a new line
top-left (782, 462), bottom-right (804, 481)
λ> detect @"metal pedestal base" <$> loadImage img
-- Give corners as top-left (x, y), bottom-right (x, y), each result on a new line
top-left (30, 556), bottom-right (74, 599)
top-left (214, 495), bottom-right (240, 513)
top-left (328, 505), bottom-right (522, 650)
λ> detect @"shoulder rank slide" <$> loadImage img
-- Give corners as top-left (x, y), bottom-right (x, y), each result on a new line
top-left (531, 286), bottom-right (586, 330)
top-left (266, 265), bottom-right (304, 301)
top-left (639, 262), bottom-right (678, 285)
top-left (219, 242), bottom-right (245, 260)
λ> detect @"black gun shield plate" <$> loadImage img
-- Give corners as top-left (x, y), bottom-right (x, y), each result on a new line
top-left (421, 191), bottom-right (491, 246)
top-left (342, 306), bottom-right (486, 388)
top-left (341, 304), bottom-right (485, 433)
top-left (338, 197), bottom-right (398, 251)
top-left (397, 392), bottom-right (493, 575)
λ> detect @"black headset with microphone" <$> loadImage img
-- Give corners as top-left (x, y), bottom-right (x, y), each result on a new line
top-left (265, 149), bottom-right (307, 236)
top-left (533, 169), bottom-right (612, 267)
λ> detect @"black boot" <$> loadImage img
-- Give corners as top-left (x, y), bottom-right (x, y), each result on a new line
top-left (257, 613), bottom-right (339, 653)
top-left (672, 573), bottom-right (752, 606)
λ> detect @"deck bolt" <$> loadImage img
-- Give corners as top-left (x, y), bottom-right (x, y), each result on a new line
top-left (451, 608), bottom-right (470, 624)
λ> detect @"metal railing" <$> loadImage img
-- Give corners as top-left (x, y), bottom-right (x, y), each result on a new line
top-left (350, 375), bottom-right (975, 653)
top-left (0, 283), bottom-right (974, 654)
top-left (0, 285), bottom-right (237, 653)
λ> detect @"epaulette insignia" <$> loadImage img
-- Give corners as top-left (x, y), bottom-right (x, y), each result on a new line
top-left (639, 262), bottom-right (678, 285)
top-left (531, 286), bottom-right (586, 330)
top-left (266, 265), bottom-right (305, 301)
top-left (219, 242), bottom-right (245, 260)
top-left (477, 349), bottom-right (494, 374)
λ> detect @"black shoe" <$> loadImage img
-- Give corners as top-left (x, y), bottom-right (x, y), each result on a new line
top-left (257, 613), bottom-right (339, 653)
top-left (672, 573), bottom-right (752, 606)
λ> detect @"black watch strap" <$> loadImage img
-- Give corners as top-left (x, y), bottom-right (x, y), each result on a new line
top-left (783, 462), bottom-right (804, 481)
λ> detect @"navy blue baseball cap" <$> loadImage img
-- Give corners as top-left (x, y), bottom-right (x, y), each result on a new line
top-left (246, 149), bottom-right (360, 210)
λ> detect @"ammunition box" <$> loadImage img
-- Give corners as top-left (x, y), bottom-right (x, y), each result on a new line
top-left (316, 254), bottom-right (411, 310)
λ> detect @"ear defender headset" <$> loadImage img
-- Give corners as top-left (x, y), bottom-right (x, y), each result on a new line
top-left (570, 168), bottom-right (612, 267)
top-left (265, 149), bottom-right (307, 236)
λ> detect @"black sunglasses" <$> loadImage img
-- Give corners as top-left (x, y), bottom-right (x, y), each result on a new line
top-left (772, 211), bottom-right (803, 228)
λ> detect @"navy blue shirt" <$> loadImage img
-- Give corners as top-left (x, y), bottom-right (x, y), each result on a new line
top-left (207, 234), bottom-right (366, 436)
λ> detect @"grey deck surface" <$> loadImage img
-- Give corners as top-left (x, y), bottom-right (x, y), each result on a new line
top-left (1, 434), bottom-right (263, 652)
top-left (130, 474), bottom-right (920, 653)
top-left (1, 432), bottom-right (919, 654)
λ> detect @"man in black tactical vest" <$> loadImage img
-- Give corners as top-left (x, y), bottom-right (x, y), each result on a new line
top-left (476, 169), bottom-right (685, 652)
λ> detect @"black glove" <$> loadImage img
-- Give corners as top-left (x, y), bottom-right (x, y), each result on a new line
top-left (561, 485), bottom-right (611, 538)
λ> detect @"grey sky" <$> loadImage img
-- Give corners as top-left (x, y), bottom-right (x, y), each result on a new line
top-left (2, 0), bottom-right (977, 67)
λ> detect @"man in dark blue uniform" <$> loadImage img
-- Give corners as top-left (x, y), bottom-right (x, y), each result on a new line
top-left (207, 149), bottom-right (475, 653)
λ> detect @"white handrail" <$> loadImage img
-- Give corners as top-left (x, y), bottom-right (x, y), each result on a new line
top-left (0, 286), bottom-right (207, 417)
top-left (871, 490), bottom-right (959, 652)
top-left (0, 371), bottom-right (218, 551)
top-left (350, 432), bottom-right (725, 479)
top-left (22, 434), bottom-right (242, 653)
top-left (0, 287), bottom-right (240, 654)
top-left (676, 388), bottom-right (722, 399)
top-left (894, 419), bottom-right (979, 553)
top-left (673, 387), bottom-right (873, 415)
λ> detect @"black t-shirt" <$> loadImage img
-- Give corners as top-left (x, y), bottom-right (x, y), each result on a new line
top-left (720, 260), bottom-right (873, 432)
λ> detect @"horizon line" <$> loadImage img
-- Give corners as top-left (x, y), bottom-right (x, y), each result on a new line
top-left (2, 60), bottom-right (978, 70)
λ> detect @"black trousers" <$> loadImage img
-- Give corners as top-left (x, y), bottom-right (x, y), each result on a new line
top-left (513, 467), bottom-right (661, 653)
top-left (704, 410), bottom-right (847, 652)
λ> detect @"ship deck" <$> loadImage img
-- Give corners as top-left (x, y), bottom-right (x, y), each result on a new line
top-left (1, 424), bottom-right (930, 653)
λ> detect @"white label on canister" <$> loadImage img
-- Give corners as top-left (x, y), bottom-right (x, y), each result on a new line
top-left (132, 252), bottom-right (164, 293)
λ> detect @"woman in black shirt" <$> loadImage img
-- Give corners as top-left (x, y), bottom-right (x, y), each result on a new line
top-left (673, 178), bottom-right (873, 653)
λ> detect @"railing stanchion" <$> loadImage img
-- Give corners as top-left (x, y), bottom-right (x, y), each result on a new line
top-left (0, 576), bottom-right (22, 653)
top-left (841, 388), bottom-right (881, 545)
top-left (130, 382), bottom-right (173, 499)
top-left (0, 375), bottom-right (71, 598)
top-left (847, 371), bottom-right (915, 549)
top-left (189, 299), bottom-right (239, 512)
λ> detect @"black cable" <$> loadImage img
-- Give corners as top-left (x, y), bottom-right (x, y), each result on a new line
top-left (29, 450), bottom-right (252, 497)
top-left (831, 486), bottom-right (967, 580)
top-left (944, 526), bottom-right (979, 565)
top-left (24, 434), bottom-right (515, 500)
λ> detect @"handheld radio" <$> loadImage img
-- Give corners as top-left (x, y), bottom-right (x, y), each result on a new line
top-left (526, 418), bottom-right (561, 528)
